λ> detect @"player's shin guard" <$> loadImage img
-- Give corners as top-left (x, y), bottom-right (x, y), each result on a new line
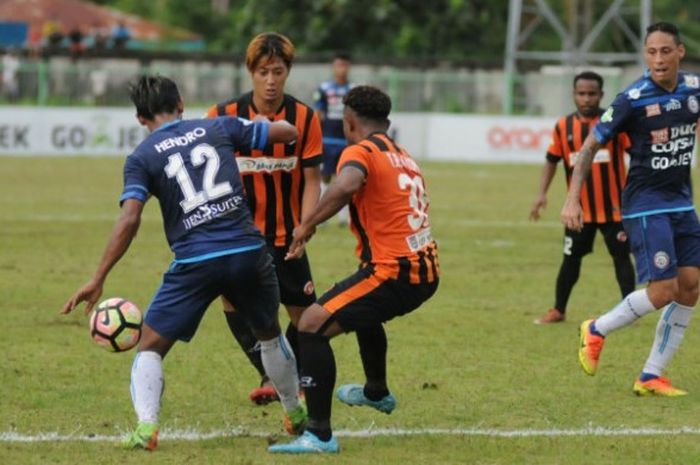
top-left (594, 289), bottom-right (657, 336)
top-left (259, 335), bottom-right (300, 413)
top-left (642, 302), bottom-right (692, 376)
top-left (356, 325), bottom-right (390, 400)
top-left (298, 331), bottom-right (335, 441)
top-left (130, 351), bottom-right (163, 424)
top-left (224, 310), bottom-right (266, 377)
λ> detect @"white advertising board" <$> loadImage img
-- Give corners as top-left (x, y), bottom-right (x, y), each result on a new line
top-left (0, 107), bottom-right (555, 163)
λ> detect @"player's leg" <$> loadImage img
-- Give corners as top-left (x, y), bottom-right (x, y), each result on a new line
top-left (578, 215), bottom-right (677, 376)
top-left (125, 261), bottom-right (218, 450)
top-left (222, 298), bottom-right (266, 381)
top-left (221, 248), bottom-right (305, 432)
top-left (601, 222), bottom-right (636, 298)
top-left (635, 211), bottom-right (700, 395)
top-left (535, 225), bottom-right (594, 324)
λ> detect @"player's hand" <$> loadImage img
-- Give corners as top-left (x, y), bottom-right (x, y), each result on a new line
top-left (285, 224), bottom-right (316, 260)
top-left (560, 199), bottom-right (583, 232)
top-left (61, 278), bottom-right (104, 315)
top-left (529, 195), bottom-right (547, 221)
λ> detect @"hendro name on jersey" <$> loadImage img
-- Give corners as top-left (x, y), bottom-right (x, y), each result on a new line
top-left (154, 127), bottom-right (207, 153)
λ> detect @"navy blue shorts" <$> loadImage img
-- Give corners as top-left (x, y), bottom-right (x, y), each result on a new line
top-left (321, 142), bottom-right (346, 177)
top-left (623, 210), bottom-right (700, 284)
top-left (145, 247), bottom-right (280, 342)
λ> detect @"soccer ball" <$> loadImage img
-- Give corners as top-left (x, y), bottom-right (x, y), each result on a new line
top-left (89, 298), bottom-right (142, 352)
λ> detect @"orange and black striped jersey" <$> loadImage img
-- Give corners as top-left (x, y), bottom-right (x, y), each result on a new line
top-left (547, 110), bottom-right (630, 223)
top-left (206, 92), bottom-right (322, 246)
top-left (339, 132), bottom-right (439, 284)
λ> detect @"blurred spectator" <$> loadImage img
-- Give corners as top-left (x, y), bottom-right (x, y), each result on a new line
top-left (27, 26), bottom-right (42, 59)
top-left (91, 23), bottom-right (109, 51)
top-left (2, 48), bottom-right (20, 102)
top-left (68, 27), bottom-right (85, 60)
top-left (112, 21), bottom-right (131, 51)
top-left (90, 66), bottom-right (108, 104)
top-left (43, 21), bottom-right (64, 55)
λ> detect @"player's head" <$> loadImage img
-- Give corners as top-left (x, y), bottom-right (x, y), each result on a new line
top-left (342, 85), bottom-right (391, 143)
top-left (332, 52), bottom-right (351, 84)
top-left (128, 75), bottom-right (183, 128)
top-left (572, 71), bottom-right (604, 118)
top-left (246, 32), bottom-right (295, 107)
top-left (644, 22), bottom-right (685, 89)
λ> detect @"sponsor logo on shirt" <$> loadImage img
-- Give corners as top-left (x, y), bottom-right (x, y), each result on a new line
top-left (684, 75), bottom-right (700, 89)
top-left (236, 156), bottom-right (298, 173)
top-left (182, 195), bottom-right (245, 230)
top-left (645, 103), bottom-right (661, 117)
top-left (664, 99), bottom-right (681, 112)
top-left (650, 128), bottom-right (669, 144)
top-left (688, 95), bottom-right (699, 114)
top-left (406, 227), bottom-right (433, 252)
top-left (650, 123), bottom-right (696, 170)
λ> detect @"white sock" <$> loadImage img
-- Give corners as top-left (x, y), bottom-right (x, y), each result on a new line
top-left (642, 302), bottom-right (692, 376)
top-left (130, 351), bottom-right (163, 424)
top-left (595, 289), bottom-right (658, 336)
top-left (337, 204), bottom-right (349, 224)
top-left (320, 182), bottom-right (329, 198)
top-left (260, 335), bottom-right (300, 412)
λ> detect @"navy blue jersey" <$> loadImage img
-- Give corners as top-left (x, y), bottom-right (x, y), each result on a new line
top-left (593, 70), bottom-right (700, 218)
top-left (120, 117), bottom-right (269, 262)
top-left (313, 80), bottom-right (353, 143)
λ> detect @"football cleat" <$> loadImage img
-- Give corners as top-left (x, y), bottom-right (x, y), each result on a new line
top-left (121, 422), bottom-right (159, 451)
top-left (633, 376), bottom-right (688, 397)
top-left (534, 308), bottom-right (565, 325)
top-left (268, 430), bottom-right (339, 454)
top-left (578, 319), bottom-right (605, 376)
top-left (249, 383), bottom-right (279, 405)
top-left (284, 400), bottom-right (308, 435)
top-left (336, 384), bottom-right (396, 414)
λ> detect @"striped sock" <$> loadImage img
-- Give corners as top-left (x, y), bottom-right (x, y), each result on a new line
top-left (641, 302), bottom-right (692, 377)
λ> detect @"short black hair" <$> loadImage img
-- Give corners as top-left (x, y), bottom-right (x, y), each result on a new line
top-left (343, 85), bottom-right (391, 123)
top-left (573, 71), bottom-right (604, 90)
top-left (645, 21), bottom-right (681, 45)
top-left (334, 51), bottom-right (351, 62)
top-left (128, 75), bottom-right (181, 120)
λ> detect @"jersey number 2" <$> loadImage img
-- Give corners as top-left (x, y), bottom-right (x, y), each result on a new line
top-left (164, 143), bottom-right (233, 213)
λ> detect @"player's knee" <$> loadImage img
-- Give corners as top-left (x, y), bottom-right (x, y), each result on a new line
top-left (677, 282), bottom-right (699, 307)
top-left (297, 304), bottom-right (330, 334)
top-left (647, 279), bottom-right (679, 308)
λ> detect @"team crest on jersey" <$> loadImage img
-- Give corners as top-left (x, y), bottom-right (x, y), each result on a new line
top-left (688, 95), bottom-right (699, 114)
top-left (653, 251), bottom-right (670, 270)
top-left (645, 103), bottom-right (661, 117)
top-left (665, 99), bottom-right (681, 112)
top-left (616, 231), bottom-right (628, 243)
top-left (650, 128), bottom-right (669, 144)
top-left (684, 75), bottom-right (700, 88)
top-left (601, 107), bottom-right (614, 123)
top-left (303, 280), bottom-right (315, 295)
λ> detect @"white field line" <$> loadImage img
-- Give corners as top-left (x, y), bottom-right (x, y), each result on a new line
top-left (2, 426), bottom-right (700, 443)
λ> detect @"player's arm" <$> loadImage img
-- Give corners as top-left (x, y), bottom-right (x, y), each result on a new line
top-left (529, 160), bottom-right (558, 221)
top-left (61, 199), bottom-right (145, 315)
top-left (301, 165), bottom-right (322, 224)
top-left (560, 133), bottom-right (602, 231)
top-left (266, 119), bottom-right (299, 144)
top-left (287, 165), bottom-right (365, 260)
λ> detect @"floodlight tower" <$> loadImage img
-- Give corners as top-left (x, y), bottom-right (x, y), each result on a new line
top-left (503, 0), bottom-right (651, 114)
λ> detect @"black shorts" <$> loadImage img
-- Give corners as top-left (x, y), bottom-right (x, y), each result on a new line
top-left (268, 244), bottom-right (317, 307)
top-left (564, 222), bottom-right (630, 258)
top-left (318, 264), bottom-right (439, 332)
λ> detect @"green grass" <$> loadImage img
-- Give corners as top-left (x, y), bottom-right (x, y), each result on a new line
top-left (2, 157), bottom-right (700, 464)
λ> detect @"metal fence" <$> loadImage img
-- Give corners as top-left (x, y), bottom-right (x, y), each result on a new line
top-left (0, 56), bottom-right (646, 115)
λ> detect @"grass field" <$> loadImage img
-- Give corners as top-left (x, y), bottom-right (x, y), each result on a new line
top-left (3, 157), bottom-right (700, 464)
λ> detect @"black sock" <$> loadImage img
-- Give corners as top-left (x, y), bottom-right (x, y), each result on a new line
top-left (298, 331), bottom-right (335, 441)
top-left (285, 322), bottom-right (301, 373)
top-left (554, 255), bottom-right (582, 313)
top-left (356, 325), bottom-right (390, 400)
top-left (224, 311), bottom-right (265, 378)
top-left (613, 254), bottom-right (636, 297)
